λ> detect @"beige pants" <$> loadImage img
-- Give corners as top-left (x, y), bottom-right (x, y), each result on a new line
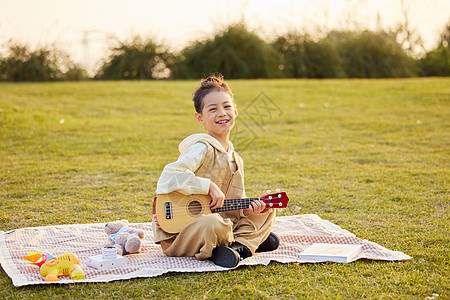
top-left (160, 209), bottom-right (276, 260)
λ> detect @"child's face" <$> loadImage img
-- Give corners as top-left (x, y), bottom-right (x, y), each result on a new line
top-left (195, 91), bottom-right (238, 140)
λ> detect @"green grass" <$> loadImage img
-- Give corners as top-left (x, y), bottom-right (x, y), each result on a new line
top-left (0, 78), bottom-right (448, 299)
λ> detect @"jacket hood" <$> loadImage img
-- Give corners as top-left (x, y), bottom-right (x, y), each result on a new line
top-left (179, 133), bottom-right (233, 154)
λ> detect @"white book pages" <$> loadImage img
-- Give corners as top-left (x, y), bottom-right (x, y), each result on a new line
top-left (299, 243), bottom-right (362, 263)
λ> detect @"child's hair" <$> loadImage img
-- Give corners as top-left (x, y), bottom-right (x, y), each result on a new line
top-left (192, 74), bottom-right (234, 113)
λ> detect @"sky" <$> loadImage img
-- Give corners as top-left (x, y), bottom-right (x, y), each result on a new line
top-left (1, 0), bottom-right (450, 74)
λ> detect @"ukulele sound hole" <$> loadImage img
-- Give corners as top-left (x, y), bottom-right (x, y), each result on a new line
top-left (188, 200), bottom-right (202, 216)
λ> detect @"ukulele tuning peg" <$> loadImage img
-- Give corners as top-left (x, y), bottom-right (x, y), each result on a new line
top-left (266, 190), bottom-right (271, 194)
top-left (276, 188), bottom-right (281, 192)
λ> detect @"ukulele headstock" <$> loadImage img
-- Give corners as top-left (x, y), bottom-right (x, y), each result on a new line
top-left (260, 191), bottom-right (289, 208)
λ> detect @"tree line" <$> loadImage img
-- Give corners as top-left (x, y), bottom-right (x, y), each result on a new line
top-left (1, 22), bottom-right (449, 81)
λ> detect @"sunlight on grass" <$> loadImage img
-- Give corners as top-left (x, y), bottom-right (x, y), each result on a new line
top-left (0, 78), bottom-right (448, 298)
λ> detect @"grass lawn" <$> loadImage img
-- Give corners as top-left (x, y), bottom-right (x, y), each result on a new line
top-left (0, 78), bottom-right (448, 299)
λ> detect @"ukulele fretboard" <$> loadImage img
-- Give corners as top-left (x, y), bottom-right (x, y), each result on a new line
top-left (211, 197), bottom-right (260, 213)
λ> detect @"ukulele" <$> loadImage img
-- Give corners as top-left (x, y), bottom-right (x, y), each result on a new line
top-left (153, 191), bottom-right (289, 234)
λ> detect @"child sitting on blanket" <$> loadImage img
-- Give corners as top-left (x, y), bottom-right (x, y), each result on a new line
top-left (152, 74), bottom-right (279, 268)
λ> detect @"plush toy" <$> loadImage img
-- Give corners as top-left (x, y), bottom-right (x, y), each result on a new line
top-left (104, 220), bottom-right (145, 255)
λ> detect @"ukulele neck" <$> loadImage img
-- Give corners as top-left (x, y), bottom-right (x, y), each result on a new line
top-left (210, 197), bottom-right (260, 213)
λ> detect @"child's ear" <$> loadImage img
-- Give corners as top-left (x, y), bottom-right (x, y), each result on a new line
top-left (195, 112), bottom-right (204, 124)
top-left (234, 104), bottom-right (238, 117)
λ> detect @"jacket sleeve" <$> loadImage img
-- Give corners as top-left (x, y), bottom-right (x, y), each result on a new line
top-left (156, 143), bottom-right (210, 195)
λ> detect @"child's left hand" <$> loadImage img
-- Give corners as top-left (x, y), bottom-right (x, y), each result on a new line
top-left (243, 199), bottom-right (267, 216)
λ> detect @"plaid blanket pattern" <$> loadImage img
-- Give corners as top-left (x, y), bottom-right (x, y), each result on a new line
top-left (0, 214), bottom-right (411, 286)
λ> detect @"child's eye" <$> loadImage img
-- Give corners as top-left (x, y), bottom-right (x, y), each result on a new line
top-left (209, 108), bottom-right (216, 112)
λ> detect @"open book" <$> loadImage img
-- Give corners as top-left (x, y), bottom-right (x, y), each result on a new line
top-left (298, 243), bottom-right (362, 263)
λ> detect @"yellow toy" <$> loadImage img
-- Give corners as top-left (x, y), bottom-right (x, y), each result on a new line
top-left (39, 253), bottom-right (85, 281)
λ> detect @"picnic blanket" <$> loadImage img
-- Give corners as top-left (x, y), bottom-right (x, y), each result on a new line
top-left (0, 214), bottom-right (411, 287)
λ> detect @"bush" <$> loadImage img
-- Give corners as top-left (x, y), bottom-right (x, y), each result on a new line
top-left (0, 41), bottom-right (88, 81)
top-left (172, 23), bottom-right (280, 79)
top-left (418, 20), bottom-right (450, 76)
top-left (419, 46), bottom-right (450, 76)
top-left (95, 36), bottom-right (172, 80)
top-left (272, 33), bottom-right (345, 78)
top-left (328, 30), bottom-right (417, 78)
top-left (63, 63), bottom-right (89, 81)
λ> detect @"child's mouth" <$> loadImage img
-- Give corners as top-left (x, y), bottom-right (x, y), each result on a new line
top-left (216, 120), bottom-right (230, 125)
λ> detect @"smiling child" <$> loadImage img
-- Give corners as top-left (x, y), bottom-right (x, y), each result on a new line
top-left (152, 74), bottom-right (278, 268)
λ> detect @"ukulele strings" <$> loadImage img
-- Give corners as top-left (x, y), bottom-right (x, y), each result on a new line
top-left (164, 201), bottom-right (254, 212)
top-left (162, 198), bottom-right (260, 215)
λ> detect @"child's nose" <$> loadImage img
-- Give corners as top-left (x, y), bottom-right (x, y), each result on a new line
top-left (216, 107), bottom-right (226, 115)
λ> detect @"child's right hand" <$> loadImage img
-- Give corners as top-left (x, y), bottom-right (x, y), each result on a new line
top-left (209, 181), bottom-right (225, 210)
